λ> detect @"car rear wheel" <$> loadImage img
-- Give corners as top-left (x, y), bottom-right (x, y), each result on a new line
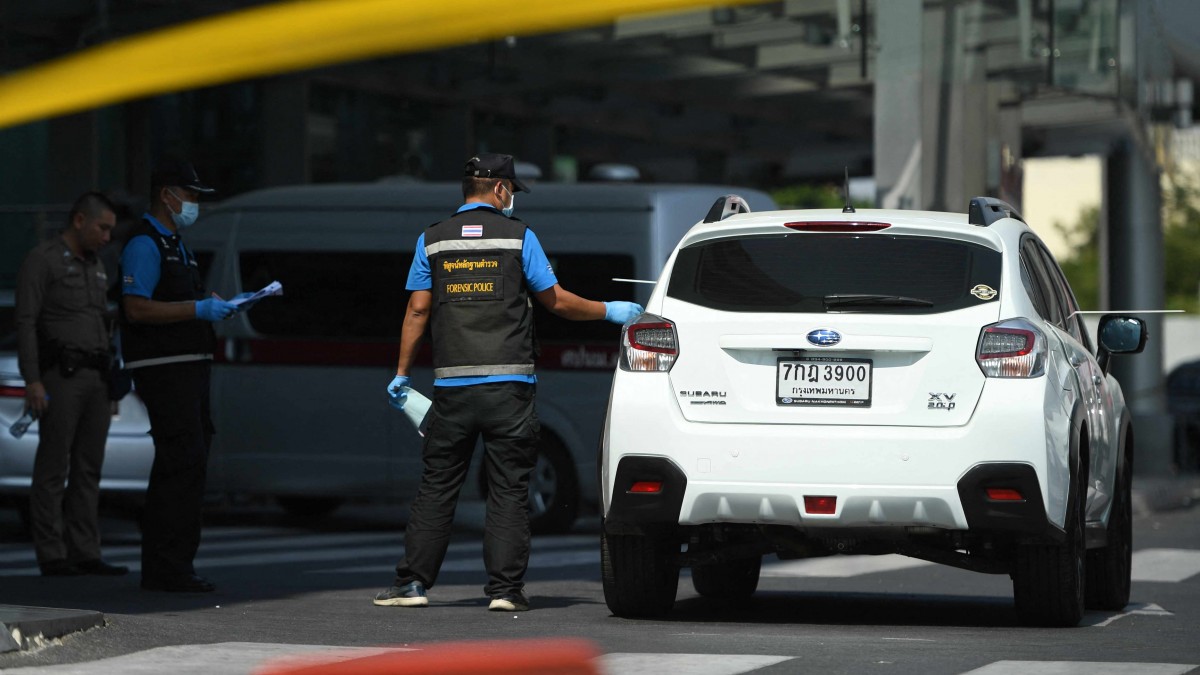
top-left (601, 526), bottom-right (680, 618)
top-left (1012, 456), bottom-right (1086, 627)
top-left (692, 555), bottom-right (762, 600)
top-left (1086, 438), bottom-right (1133, 611)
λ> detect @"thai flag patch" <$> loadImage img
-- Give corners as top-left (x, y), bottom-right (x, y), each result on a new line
top-left (461, 224), bottom-right (483, 238)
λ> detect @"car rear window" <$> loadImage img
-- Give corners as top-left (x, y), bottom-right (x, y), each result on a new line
top-left (667, 233), bottom-right (1002, 314)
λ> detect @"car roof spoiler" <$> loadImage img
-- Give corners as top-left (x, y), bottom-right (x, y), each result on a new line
top-left (968, 196), bottom-right (1025, 227)
top-left (704, 194), bottom-right (751, 223)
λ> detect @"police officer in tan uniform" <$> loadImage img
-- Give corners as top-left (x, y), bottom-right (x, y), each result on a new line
top-left (16, 191), bottom-right (127, 576)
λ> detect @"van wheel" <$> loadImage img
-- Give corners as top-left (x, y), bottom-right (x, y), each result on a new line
top-left (1012, 454), bottom-right (1086, 627)
top-left (276, 496), bottom-right (344, 519)
top-left (1086, 438), bottom-right (1133, 611)
top-left (601, 526), bottom-right (679, 618)
top-left (480, 434), bottom-right (579, 535)
top-left (692, 555), bottom-right (762, 600)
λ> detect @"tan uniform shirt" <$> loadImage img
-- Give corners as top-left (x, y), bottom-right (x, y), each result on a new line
top-left (15, 237), bottom-right (111, 383)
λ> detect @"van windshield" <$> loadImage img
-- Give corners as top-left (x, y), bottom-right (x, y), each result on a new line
top-left (667, 233), bottom-right (1002, 314)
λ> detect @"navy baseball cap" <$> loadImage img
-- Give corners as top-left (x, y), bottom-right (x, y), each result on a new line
top-left (151, 158), bottom-right (215, 194)
top-left (464, 153), bottom-right (530, 193)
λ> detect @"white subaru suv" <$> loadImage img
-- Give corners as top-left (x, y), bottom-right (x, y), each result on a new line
top-left (600, 196), bottom-right (1147, 627)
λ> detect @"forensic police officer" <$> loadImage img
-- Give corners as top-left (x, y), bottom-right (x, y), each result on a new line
top-left (16, 191), bottom-right (127, 576)
top-left (374, 153), bottom-right (643, 612)
top-left (119, 158), bottom-right (240, 593)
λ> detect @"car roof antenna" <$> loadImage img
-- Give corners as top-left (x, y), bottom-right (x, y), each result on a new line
top-left (842, 167), bottom-right (855, 214)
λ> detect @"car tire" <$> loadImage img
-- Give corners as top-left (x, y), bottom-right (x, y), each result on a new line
top-left (1085, 438), bottom-right (1133, 611)
top-left (276, 496), bottom-right (344, 519)
top-left (691, 555), bottom-right (762, 600)
top-left (1012, 455), bottom-right (1086, 627)
top-left (601, 526), bottom-right (680, 618)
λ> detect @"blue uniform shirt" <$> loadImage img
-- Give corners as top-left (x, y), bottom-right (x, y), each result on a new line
top-left (121, 214), bottom-right (191, 298)
top-left (407, 203), bottom-right (558, 387)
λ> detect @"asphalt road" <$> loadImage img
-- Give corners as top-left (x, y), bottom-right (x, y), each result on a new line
top-left (0, 498), bottom-right (1197, 674)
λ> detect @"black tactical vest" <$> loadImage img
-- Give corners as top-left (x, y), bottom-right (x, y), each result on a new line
top-left (425, 207), bottom-right (534, 379)
top-left (119, 218), bottom-right (215, 369)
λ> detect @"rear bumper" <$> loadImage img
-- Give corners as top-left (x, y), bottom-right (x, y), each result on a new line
top-left (602, 370), bottom-right (1072, 534)
top-left (604, 455), bottom-right (1062, 541)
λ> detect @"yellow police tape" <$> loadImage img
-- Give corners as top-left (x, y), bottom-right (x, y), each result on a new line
top-left (0, 0), bottom-right (765, 131)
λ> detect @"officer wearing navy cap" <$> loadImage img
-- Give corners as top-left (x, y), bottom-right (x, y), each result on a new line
top-left (375, 152), bottom-right (643, 612)
top-left (119, 158), bottom-right (241, 593)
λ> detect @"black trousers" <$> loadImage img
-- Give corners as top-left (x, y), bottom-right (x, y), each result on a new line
top-left (393, 381), bottom-right (539, 598)
top-left (130, 361), bottom-right (212, 582)
top-left (30, 367), bottom-right (111, 565)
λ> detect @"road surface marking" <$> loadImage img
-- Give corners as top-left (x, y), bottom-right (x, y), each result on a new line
top-left (1131, 548), bottom-right (1200, 583)
top-left (760, 554), bottom-right (933, 578)
top-left (1086, 602), bottom-right (1174, 628)
top-left (600, 653), bottom-right (792, 674)
top-left (960, 661), bottom-right (1196, 675)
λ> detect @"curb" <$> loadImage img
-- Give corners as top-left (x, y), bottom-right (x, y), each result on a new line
top-left (0, 605), bottom-right (105, 653)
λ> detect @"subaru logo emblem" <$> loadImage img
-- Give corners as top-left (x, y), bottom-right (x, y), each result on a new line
top-left (807, 329), bottom-right (841, 347)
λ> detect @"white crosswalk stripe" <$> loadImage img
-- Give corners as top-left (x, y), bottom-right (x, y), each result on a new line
top-left (960, 661), bottom-right (1197, 675)
top-left (1, 644), bottom-right (1195, 675)
top-left (1131, 548), bottom-right (1200, 583)
top-left (600, 653), bottom-right (792, 674)
top-left (0, 642), bottom-right (411, 675)
top-left (761, 553), bottom-right (933, 577)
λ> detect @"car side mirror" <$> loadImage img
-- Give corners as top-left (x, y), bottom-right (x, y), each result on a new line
top-left (1096, 315), bottom-right (1147, 373)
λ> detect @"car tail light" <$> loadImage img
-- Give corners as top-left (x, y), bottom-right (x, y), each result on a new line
top-left (804, 495), bottom-right (837, 514)
top-left (629, 481), bottom-right (663, 494)
top-left (976, 318), bottom-right (1046, 378)
top-left (986, 488), bottom-right (1025, 501)
top-left (0, 385), bottom-right (26, 398)
top-left (784, 221), bottom-right (891, 232)
top-left (620, 314), bottom-right (678, 372)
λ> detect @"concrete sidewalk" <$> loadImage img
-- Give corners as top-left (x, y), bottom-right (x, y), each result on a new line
top-left (1, 475), bottom-right (1197, 653)
top-left (0, 605), bottom-right (104, 653)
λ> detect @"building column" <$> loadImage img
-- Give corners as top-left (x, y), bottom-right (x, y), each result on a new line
top-left (1105, 138), bottom-right (1171, 474)
top-left (875, 0), bottom-right (992, 212)
top-left (874, 0), bottom-right (924, 209)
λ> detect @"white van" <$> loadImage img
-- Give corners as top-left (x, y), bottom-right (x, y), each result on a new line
top-left (186, 181), bottom-right (775, 532)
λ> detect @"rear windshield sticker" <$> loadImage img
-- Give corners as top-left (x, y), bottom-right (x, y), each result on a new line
top-left (970, 284), bottom-right (997, 301)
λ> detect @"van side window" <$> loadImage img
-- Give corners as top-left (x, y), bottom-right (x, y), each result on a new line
top-left (536, 254), bottom-right (636, 343)
top-left (240, 251), bottom-right (410, 339)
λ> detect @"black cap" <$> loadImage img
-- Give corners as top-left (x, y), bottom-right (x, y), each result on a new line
top-left (464, 153), bottom-right (530, 193)
top-left (150, 158), bottom-right (215, 194)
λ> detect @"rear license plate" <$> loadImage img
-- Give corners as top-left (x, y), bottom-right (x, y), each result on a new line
top-left (777, 357), bottom-right (872, 407)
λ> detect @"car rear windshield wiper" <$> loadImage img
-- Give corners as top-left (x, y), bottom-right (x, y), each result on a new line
top-left (823, 294), bottom-right (935, 309)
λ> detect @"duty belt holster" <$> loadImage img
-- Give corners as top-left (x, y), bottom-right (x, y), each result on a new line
top-left (53, 347), bottom-right (113, 379)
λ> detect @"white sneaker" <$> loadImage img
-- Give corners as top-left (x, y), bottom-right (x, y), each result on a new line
top-left (488, 592), bottom-right (529, 611)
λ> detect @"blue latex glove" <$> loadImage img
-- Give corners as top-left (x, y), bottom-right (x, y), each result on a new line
top-left (232, 291), bottom-right (262, 311)
top-left (603, 301), bottom-right (644, 325)
top-left (387, 375), bottom-right (410, 410)
top-left (195, 297), bottom-right (237, 322)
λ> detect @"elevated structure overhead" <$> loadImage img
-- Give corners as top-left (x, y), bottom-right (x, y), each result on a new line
top-left (0, 0), bottom-right (1192, 471)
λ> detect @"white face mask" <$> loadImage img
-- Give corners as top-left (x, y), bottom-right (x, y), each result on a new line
top-left (168, 189), bottom-right (199, 228)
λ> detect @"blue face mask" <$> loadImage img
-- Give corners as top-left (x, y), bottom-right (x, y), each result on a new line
top-left (168, 189), bottom-right (199, 228)
top-left (500, 184), bottom-right (515, 218)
